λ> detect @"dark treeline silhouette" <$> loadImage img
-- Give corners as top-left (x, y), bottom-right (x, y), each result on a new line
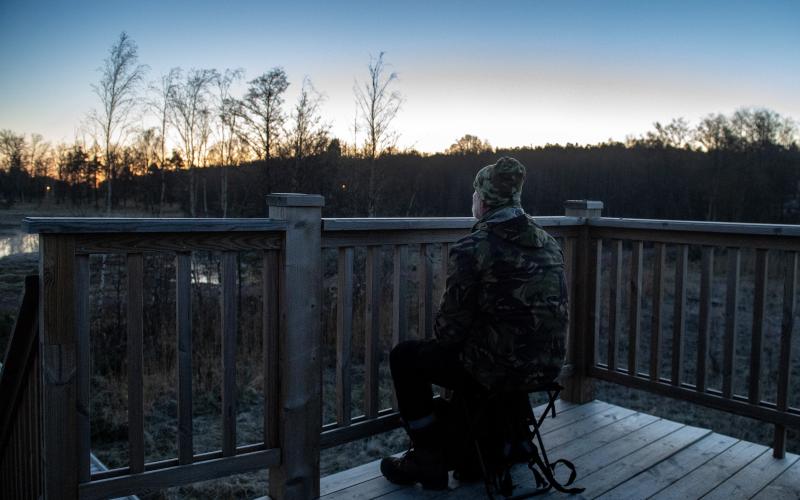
top-left (2, 138), bottom-right (799, 224)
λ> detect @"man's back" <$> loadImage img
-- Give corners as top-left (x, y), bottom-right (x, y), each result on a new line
top-left (435, 206), bottom-right (568, 390)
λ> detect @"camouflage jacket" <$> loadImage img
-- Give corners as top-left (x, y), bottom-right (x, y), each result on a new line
top-left (434, 206), bottom-right (568, 391)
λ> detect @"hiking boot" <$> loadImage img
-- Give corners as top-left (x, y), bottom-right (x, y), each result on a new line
top-left (380, 447), bottom-right (448, 489)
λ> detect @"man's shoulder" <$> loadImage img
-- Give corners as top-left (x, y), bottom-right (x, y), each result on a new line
top-left (452, 229), bottom-right (489, 251)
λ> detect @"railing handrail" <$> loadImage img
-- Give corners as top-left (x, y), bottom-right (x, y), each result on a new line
top-left (589, 216), bottom-right (800, 237)
top-left (22, 217), bottom-right (288, 234)
top-left (322, 215), bottom-right (585, 231)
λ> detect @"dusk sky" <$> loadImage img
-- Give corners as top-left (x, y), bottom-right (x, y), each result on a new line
top-left (1, 0), bottom-right (798, 153)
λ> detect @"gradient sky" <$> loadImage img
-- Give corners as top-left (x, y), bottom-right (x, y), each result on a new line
top-left (1, 0), bottom-right (798, 153)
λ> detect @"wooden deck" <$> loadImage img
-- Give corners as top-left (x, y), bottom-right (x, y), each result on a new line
top-left (314, 400), bottom-right (800, 500)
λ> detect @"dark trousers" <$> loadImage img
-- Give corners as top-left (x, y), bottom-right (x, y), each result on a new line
top-left (389, 339), bottom-right (484, 423)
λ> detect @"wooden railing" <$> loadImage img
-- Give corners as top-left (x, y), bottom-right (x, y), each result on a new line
top-left (582, 217), bottom-right (800, 459)
top-left (0, 275), bottom-right (41, 499)
top-left (12, 193), bottom-right (331, 500)
top-left (2, 196), bottom-right (799, 498)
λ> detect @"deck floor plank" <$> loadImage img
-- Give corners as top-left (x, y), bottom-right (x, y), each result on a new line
top-left (568, 425), bottom-right (711, 498)
top-left (751, 458), bottom-right (800, 500)
top-left (547, 412), bottom-right (661, 463)
top-left (316, 400), bottom-right (797, 500)
top-left (542, 405), bottom-right (636, 450)
top-left (706, 450), bottom-right (800, 500)
top-left (596, 432), bottom-right (738, 500)
top-left (649, 440), bottom-right (768, 499)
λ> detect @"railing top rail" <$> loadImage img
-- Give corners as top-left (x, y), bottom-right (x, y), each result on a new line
top-left (589, 217), bottom-right (800, 237)
top-left (23, 217), bottom-right (288, 235)
top-left (322, 215), bottom-right (584, 231)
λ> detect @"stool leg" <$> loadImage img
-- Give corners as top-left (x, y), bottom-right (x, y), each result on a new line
top-left (473, 437), bottom-right (495, 499)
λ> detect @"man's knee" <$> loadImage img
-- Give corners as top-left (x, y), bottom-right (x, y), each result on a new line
top-left (390, 340), bottom-right (423, 374)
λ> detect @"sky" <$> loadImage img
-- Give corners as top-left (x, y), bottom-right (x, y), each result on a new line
top-left (1, 0), bottom-right (798, 153)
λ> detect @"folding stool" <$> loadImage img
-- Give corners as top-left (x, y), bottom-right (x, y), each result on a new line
top-left (459, 381), bottom-right (585, 499)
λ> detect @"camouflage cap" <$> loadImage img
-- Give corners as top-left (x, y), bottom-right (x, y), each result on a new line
top-left (473, 156), bottom-right (527, 207)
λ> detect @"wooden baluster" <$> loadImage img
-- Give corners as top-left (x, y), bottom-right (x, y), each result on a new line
top-left (438, 244), bottom-right (450, 398)
top-left (127, 253), bottom-right (145, 473)
top-left (364, 246), bottom-right (381, 419)
top-left (590, 239), bottom-right (603, 369)
top-left (697, 247), bottom-right (714, 393)
top-left (564, 237), bottom-right (576, 369)
top-left (418, 244), bottom-right (433, 340)
top-left (722, 248), bottom-right (740, 399)
top-left (221, 251), bottom-right (238, 456)
top-left (392, 245), bottom-right (409, 409)
top-left (774, 252), bottom-right (796, 458)
top-left (439, 243), bottom-right (450, 298)
top-left (33, 349), bottom-right (41, 497)
top-left (608, 240), bottom-right (623, 372)
top-left (76, 255), bottom-right (91, 482)
top-left (748, 249), bottom-right (768, 405)
top-left (263, 250), bottom-right (280, 449)
top-left (21, 385), bottom-right (28, 493)
top-left (392, 245), bottom-right (409, 347)
top-left (650, 243), bottom-right (665, 382)
top-left (176, 252), bottom-right (193, 464)
top-left (672, 245), bottom-right (688, 386)
top-left (336, 247), bottom-right (354, 427)
top-left (628, 241), bottom-right (643, 376)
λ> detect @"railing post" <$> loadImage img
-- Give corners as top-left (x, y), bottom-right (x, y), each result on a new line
top-left (39, 235), bottom-right (79, 498)
top-left (561, 200), bottom-right (603, 404)
top-left (266, 193), bottom-right (324, 500)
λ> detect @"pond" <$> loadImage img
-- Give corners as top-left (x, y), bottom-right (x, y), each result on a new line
top-left (0, 232), bottom-right (38, 259)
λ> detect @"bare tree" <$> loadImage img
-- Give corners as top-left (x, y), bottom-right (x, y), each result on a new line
top-left (168, 68), bottom-right (218, 216)
top-left (644, 118), bottom-right (692, 149)
top-left (286, 77), bottom-right (330, 189)
top-left (694, 114), bottom-right (738, 151)
top-left (214, 68), bottom-right (244, 217)
top-left (731, 108), bottom-right (797, 148)
top-left (147, 68), bottom-right (179, 214)
top-left (0, 130), bottom-right (26, 171)
top-left (26, 133), bottom-right (52, 177)
top-left (445, 134), bottom-right (492, 155)
top-left (91, 31), bottom-right (148, 213)
top-left (237, 67), bottom-right (289, 162)
top-left (354, 52), bottom-right (403, 215)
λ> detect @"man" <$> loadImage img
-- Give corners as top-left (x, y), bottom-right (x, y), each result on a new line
top-left (380, 156), bottom-right (568, 489)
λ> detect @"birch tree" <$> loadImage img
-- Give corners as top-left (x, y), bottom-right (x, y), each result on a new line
top-left (91, 31), bottom-right (148, 213)
top-left (168, 68), bottom-right (218, 216)
top-left (147, 68), bottom-right (179, 213)
top-left (215, 68), bottom-right (243, 217)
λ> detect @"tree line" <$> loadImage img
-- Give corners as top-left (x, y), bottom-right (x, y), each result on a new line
top-left (0, 31), bottom-right (403, 216)
top-left (0, 32), bottom-right (799, 223)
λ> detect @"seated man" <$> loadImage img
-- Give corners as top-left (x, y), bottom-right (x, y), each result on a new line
top-left (380, 156), bottom-right (568, 489)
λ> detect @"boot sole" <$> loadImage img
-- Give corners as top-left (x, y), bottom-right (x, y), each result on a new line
top-left (380, 460), bottom-right (448, 490)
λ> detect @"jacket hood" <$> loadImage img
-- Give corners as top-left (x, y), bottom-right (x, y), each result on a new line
top-left (473, 206), bottom-right (549, 248)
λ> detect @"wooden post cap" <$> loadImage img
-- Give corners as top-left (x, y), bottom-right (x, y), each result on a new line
top-left (564, 200), bottom-right (604, 218)
top-left (266, 193), bottom-right (325, 208)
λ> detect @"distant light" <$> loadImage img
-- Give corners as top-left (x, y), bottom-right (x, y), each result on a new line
top-left (341, 184), bottom-right (347, 190)
top-left (46, 186), bottom-right (51, 191)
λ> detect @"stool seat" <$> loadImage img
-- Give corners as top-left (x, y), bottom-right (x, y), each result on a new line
top-left (491, 380), bottom-right (563, 395)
